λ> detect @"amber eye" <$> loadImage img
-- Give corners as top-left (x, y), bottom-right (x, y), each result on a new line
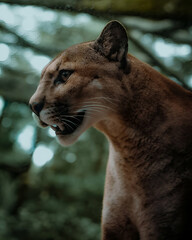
top-left (54, 69), bottom-right (73, 86)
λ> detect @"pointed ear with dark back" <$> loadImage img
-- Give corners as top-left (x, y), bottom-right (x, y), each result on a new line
top-left (93, 21), bottom-right (129, 72)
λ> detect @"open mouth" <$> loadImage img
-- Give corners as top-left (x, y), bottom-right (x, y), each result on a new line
top-left (51, 110), bottom-right (86, 136)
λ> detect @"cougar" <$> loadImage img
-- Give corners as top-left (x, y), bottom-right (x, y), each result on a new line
top-left (29, 21), bottom-right (192, 240)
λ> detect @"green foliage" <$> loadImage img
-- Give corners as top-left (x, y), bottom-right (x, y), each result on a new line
top-left (0, 100), bottom-right (108, 240)
top-left (0, 118), bottom-right (108, 240)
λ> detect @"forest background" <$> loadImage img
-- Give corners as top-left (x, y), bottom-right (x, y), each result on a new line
top-left (0, 0), bottom-right (191, 239)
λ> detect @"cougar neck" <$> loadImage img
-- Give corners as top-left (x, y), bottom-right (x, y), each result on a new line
top-left (94, 55), bottom-right (171, 158)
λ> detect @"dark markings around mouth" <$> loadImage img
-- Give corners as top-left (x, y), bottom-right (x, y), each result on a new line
top-left (56, 110), bottom-right (86, 135)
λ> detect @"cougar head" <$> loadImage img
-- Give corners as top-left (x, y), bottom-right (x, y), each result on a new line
top-left (29, 21), bottom-right (130, 145)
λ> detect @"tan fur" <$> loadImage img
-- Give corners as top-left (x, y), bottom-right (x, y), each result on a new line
top-left (29, 21), bottom-right (192, 240)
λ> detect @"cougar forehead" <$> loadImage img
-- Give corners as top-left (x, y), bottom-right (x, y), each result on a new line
top-left (41, 42), bottom-right (106, 81)
top-left (41, 43), bottom-right (122, 88)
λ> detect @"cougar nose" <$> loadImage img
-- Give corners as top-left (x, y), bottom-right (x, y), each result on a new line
top-left (30, 101), bottom-right (44, 116)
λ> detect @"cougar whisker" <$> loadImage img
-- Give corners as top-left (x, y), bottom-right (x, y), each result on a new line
top-left (61, 117), bottom-right (80, 128)
top-left (88, 97), bottom-right (118, 105)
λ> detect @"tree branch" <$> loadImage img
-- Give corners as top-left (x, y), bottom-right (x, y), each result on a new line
top-left (0, 0), bottom-right (192, 21)
top-left (0, 22), bottom-right (59, 56)
top-left (125, 29), bottom-right (190, 90)
top-left (120, 17), bottom-right (192, 45)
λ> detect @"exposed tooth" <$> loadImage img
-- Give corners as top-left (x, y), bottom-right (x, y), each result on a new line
top-left (50, 124), bottom-right (65, 132)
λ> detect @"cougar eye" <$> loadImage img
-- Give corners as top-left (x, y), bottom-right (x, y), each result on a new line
top-left (61, 70), bottom-right (73, 78)
top-left (54, 69), bottom-right (73, 86)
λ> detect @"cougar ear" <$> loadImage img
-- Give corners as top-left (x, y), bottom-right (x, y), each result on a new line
top-left (93, 20), bottom-right (129, 71)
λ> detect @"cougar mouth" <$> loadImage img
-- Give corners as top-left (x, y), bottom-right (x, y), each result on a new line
top-left (51, 110), bottom-right (86, 136)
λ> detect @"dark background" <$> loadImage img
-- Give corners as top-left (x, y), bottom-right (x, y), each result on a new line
top-left (0, 0), bottom-right (191, 239)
